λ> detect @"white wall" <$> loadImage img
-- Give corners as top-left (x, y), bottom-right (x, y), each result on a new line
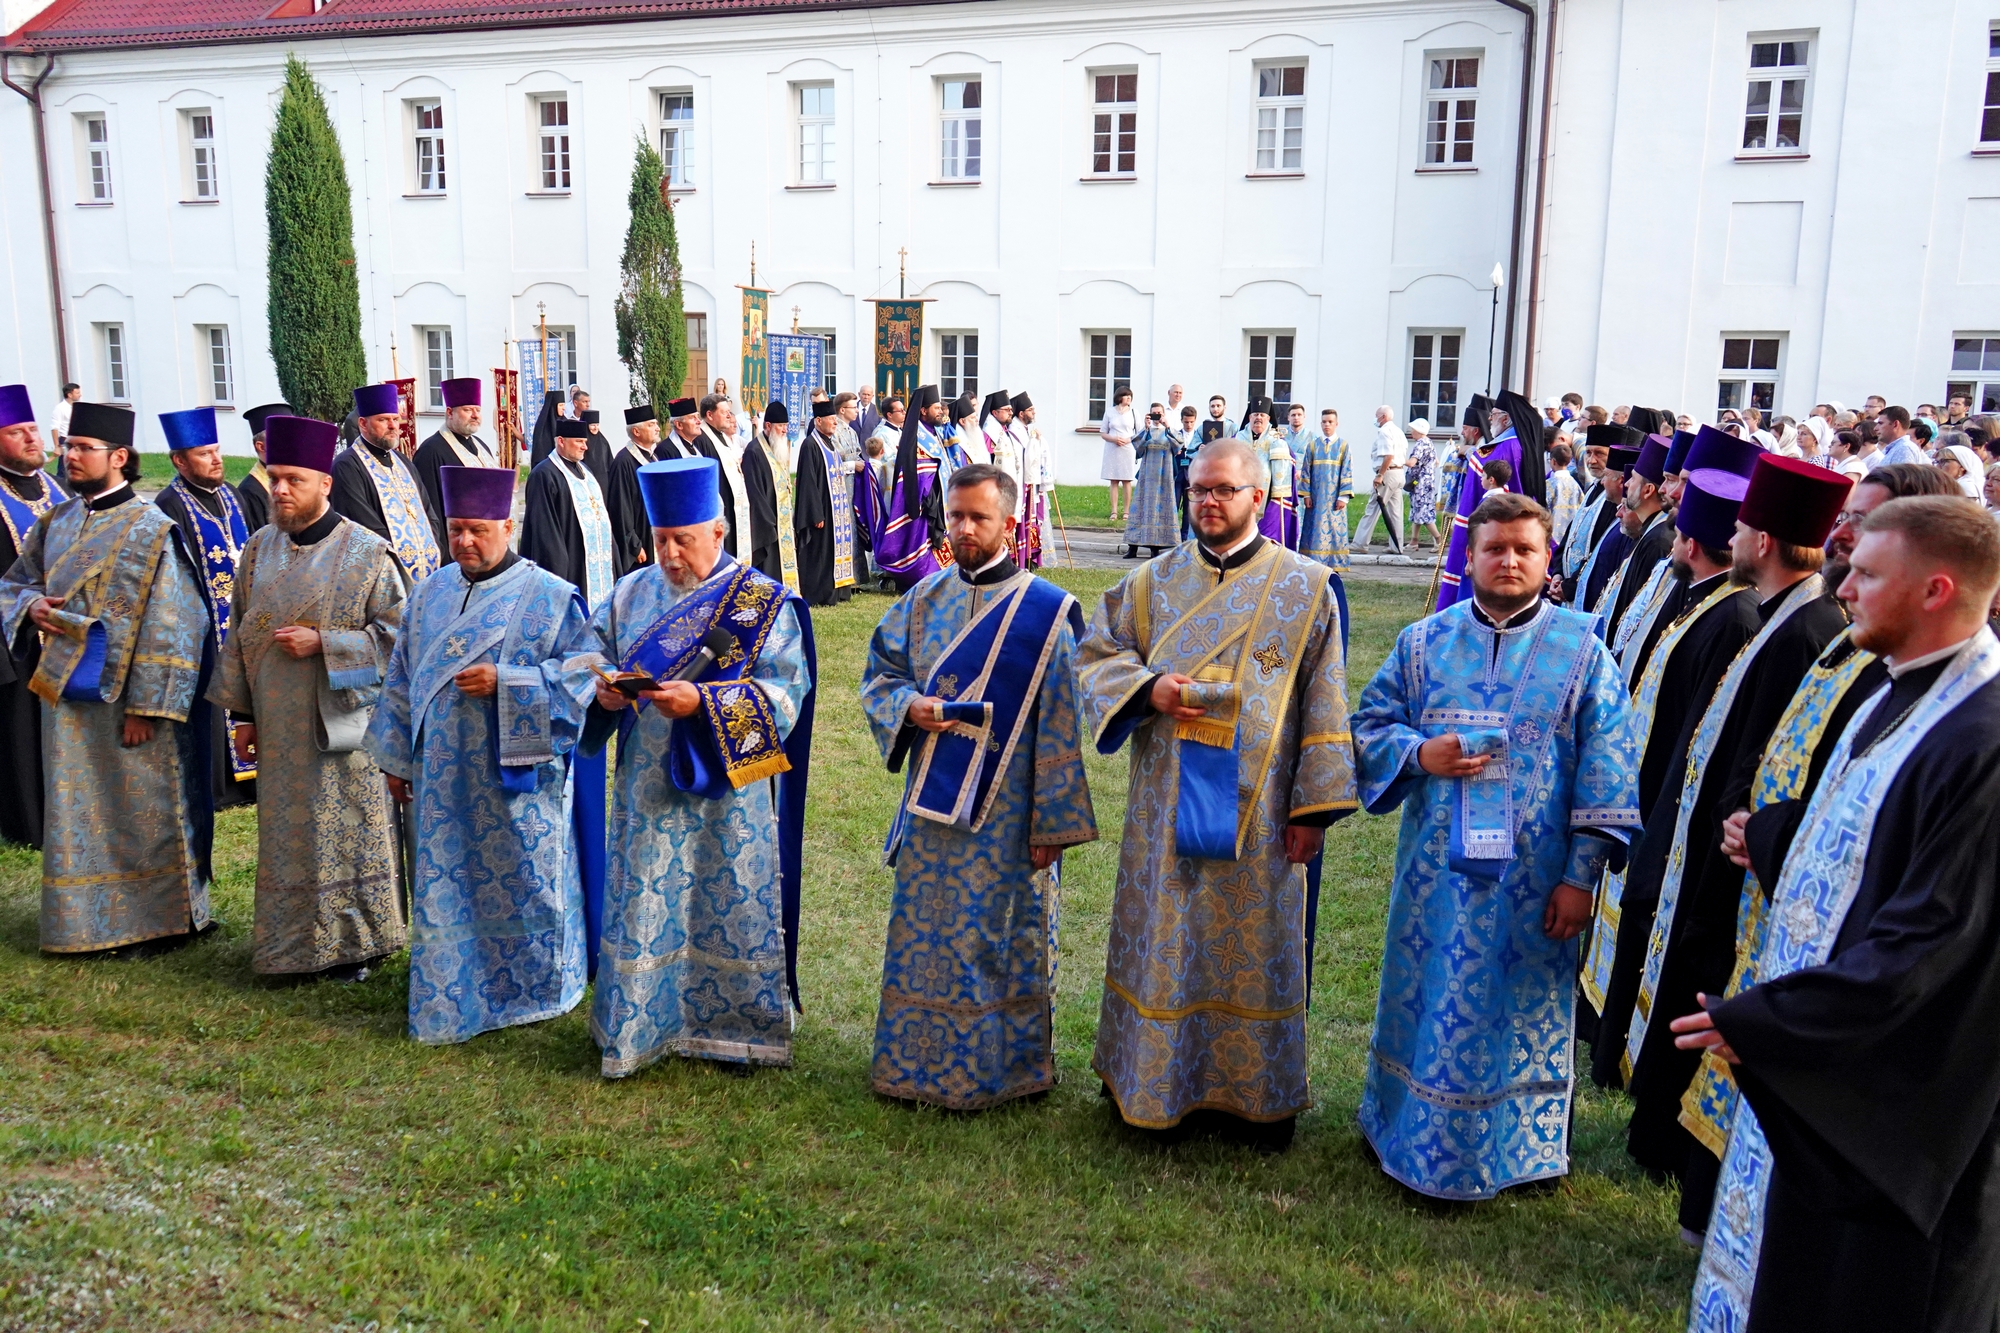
top-left (0, 0), bottom-right (1530, 479)
top-left (1534, 0), bottom-right (2000, 422)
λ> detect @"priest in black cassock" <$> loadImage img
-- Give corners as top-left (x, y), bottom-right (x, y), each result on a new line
top-left (1585, 440), bottom-right (1763, 1087)
top-left (152, 406), bottom-right (257, 811)
top-left (1619, 453), bottom-right (1849, 1230)
top-left (655, 397), bottom-right (703, 460)
top-left (606, 403), bottom-right (660, 569)
top-left (411, 377), bottom-right (496, 545)
top-left (528, 388), bottom-right (563, 470)
top-left (1601, 435), bottom-right (1675, 643)
top-left (520, 418), bottom-right (622, 611)
top-left (1569, 447), bottom-right (1632, 611)
top-left (576, 410), bottom-right (614, 496)
top-left (738, 402), bottom-right (784, 581)
top-left (237, 402), bottom-right (288, 533)
top-left (794, 398), bottom-right (848, 606)
top-left (330, 382), bottom-right (443, 582)
top-left (0, 383), bottom-right (68, 847)
top-left (1675, 495), bottom-right (2000, 1333)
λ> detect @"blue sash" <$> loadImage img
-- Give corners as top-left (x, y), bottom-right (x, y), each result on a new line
top-left (902, 574), bottom-right (1081, 832)
top-left (620, 557), bottom-right (817, 1008)
top-left (171, 478), bottom-right (256, 779)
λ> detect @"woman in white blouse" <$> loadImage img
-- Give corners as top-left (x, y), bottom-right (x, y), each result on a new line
top-left (1100, 387), bottom-right (1137, 524)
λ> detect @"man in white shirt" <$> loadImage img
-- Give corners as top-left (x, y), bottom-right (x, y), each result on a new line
top-left (1353, 405), bottom-right (1407, 553)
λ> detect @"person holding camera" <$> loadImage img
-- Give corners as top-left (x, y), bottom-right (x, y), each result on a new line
top-left (1123, 402), bottom-right (1180, 559)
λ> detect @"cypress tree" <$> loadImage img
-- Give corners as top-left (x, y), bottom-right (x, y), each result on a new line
top-left (265, 54), bottom-right (367, 424)
top-left (615, 137), bottom-right (688, 409)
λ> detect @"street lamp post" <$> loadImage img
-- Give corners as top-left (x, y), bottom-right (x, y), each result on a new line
top-left (1486, 262), bottom-right (1506, 393)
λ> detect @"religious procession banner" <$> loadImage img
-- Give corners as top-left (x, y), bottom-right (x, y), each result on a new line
top-left (871, 299), bottom-right (924, 397)
top-left (740, 287), bottom-right (771, 421)
top-left (767, 334), bottom-right (825, 431)
top-left (492, 367), bottom-right (521, 469)
top-left (517, 338), bottom-right (547, 429)
top-left (391, 378), bottom-right (419, 459)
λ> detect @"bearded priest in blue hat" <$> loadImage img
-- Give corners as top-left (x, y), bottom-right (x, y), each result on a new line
top-left (0, 382), bottom-right (70, 848)
top-left (154, 405), bottom-right (257, 811)
top-left (571, 455), bottom-right (818, 1075)
top-left (365, 466), bottom-right (599, 1042)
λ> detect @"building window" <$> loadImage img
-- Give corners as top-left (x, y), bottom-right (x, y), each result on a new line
top-left (187, 110), bottom-right (218, 200)
top-left (1253, 63), bottom-right (1305, 172)
top-left (801, 329), bottom-right (838, 395)
top-left (537, 97), bottom-right (571, 190)
top-left (1408, 330), bottom-right (1462, 430)
top-left (659, 91), bottom-right (695, 187)
top-left (940, 78), bottom-right (982, 180)
top-left (1742, 37), bottom-right (1809, 153)
top-left (686, 312), bottom-right (707, 353)
top-left (1983, 25), bottom-right (2000, 145)
top-left (1090, 71), bottom-right (1137, 176)
top-left (80, 114), bottom-right (112, 202)
top-left (1718, 336), bottom-right (1783, 414)
top-left (1423, 55), bottom-right (1479, 166)
top-left (201, 326), bottom-right (233, 405)
top-left (939, 331), bottom-right (978, 401)
top-left (1949, 335), bottom-right (2000, 414)
top-left (797, 83), bottom-right (835, 185)
top-left (1086, 331), bottom-right (1132, 421)
top-left (422, 326), bottom-right (455, 408)
top-left (542, 327), bottom-right (578, 389)
top-left (1246, 332), bottom-right (1295, 407)
top-left (101, 324), bottom-right (128, 402)
top-left (413, 101), bottom-right (447, 193)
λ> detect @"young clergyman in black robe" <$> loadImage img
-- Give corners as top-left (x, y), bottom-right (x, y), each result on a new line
top-left (1674, 495), bottom-right (2000, 1333)
top-left (606, 403), bottom-right (660, 569)
top-left (237, 402), bottom-right (288, 533)
top-left (521, 418), bottom-right (624, 608)
top-left (528, 389), bottom-right (563, 470)
top-left (0, 383), bottom-right (68, 848)
top-left (1601, 438), bottom-right (1676, 643)
top-left (152, 406), bottom-right (258, 812)
top-left (793, 399), bottom-right (844, 606)
top-left (1586, 446), bottom-right (1763, 1087)
top-left (411, 377), bottom-right (497, 547)
top-left (739, 402), bottom-right (784, 581)
top-left (1619, 453), bottom-right (1849, 1232)
top-left (577, 410), bottom-right (614, 497)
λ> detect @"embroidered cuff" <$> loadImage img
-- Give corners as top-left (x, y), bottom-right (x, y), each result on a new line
top-left (496, 664), bottom-right (556, 768)
top-left (1564, 831), bottom-right (1617, 888)
top-left (322, 629), bottom-right (381, 691)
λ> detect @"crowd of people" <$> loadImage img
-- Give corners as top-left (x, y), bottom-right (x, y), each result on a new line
top-left (2, 368), bottom-right (1998, 1333)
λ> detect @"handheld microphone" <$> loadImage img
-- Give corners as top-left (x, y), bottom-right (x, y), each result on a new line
top-left (670, 627), bottom-right (738, 683)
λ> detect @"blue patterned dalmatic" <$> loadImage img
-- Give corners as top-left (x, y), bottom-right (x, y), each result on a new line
top-left (1689, 631), bottom-right (2000, 1333)
top-left (1352, 601), bottom-right (1640, 1199)
top-left (1238, 427), bottom-right (1299, 548)
top-left (574, 555), bottom-right (817, 1075)
top-left (168, 476), bottom-right (256, 781)
top-left (365, 559), bottom-right (597, 1044)
top-left (860, 568), bottom-right (1098, 1109)
top-left (1296, 431), bottom-right (1355, 574)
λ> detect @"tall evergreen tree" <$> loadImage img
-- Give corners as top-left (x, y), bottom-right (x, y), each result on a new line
top-left (615, 137), bottom-right (688, 410)
top-left (265, 54), bottom-right (366, 424)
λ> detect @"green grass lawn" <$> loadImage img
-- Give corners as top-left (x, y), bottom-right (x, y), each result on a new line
top-left (133, 454), bottom-right (259, 488)
top-left (0, 575), bottom-right (1693, 1331)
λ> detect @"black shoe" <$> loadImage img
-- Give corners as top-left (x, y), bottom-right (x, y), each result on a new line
top-left (320, 960), bottom-right (373, 984)
top-left (1124, 546), bottom-right (1140, 559)
top-left (1226, 1114), bottom-right (1297, 1154)
top-left (115, 931), bottom-right (198, 960)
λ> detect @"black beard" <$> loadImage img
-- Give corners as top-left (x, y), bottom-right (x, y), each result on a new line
top-left (69, 471), bottom-right (110, 497)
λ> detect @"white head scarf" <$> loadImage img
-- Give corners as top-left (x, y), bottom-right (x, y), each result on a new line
top-left (1802, 415), bottom-right (1833, 455)
top-left (1945, 445), bottom-right (1984, 498)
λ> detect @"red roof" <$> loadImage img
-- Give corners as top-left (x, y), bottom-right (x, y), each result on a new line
top-left (5, 0), bottom-right (954, 52)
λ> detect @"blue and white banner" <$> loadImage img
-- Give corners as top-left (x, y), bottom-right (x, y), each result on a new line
top-left (767, 333), bottom-right (825, 435)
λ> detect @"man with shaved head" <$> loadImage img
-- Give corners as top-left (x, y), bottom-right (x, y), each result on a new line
top-left (1074, 438), bottom-right (1358, 1149)
top-left (1676, 495), bottom-right (2000, 1331)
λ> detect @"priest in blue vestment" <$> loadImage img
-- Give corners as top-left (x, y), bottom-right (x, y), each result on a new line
top-left (1353, 490), bottom-right (1640, 1199)
top-left (1294, 406), bottom-right (1355, 658)
top-left (861, 462), bottom-right (1098, 1109)
top-left (573, 456), bottom-right (817, 1075)
top-left (0, 401), bottom-right (213, 955)
top-left (1076, 439), bottom-right (1358, 1147)
top-left (366, 466), bottom-right (598, 1044)
top-left (0, 383), bottom-right (71, 848)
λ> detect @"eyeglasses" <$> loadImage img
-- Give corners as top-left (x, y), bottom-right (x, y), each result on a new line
top-left (1186, 484), bottom-right (1252, 502)
top-left (64, 442), bottom-right (119, 453)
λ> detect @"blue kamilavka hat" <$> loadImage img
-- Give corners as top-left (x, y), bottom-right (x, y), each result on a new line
top-left (0, 384), bottom-right (33, 429)
top-left (439, 466), bottom-right (515, 520)
top-left (159, 406), bottom-right (219, 451)
top-left (353, 382), bottom-right (402, 418)
top-left (637, 456), bottom-right (723, 529)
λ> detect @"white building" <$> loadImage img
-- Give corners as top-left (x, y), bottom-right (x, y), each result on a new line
top-left (0, 0), bottom-right (1996, 479)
